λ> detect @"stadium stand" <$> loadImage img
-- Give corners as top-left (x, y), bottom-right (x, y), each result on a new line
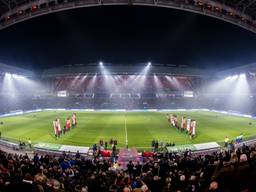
top-left (1, 71), bottom-right (256, 114)
top-left (0, 143), bottom-right (256, 192)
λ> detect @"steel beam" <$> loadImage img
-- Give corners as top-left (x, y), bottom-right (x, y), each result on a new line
top-left (0, 0), bottom-right (255, 33)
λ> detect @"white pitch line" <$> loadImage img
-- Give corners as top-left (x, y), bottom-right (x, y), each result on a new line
top-left (124, 116), bottom-right (128, 147)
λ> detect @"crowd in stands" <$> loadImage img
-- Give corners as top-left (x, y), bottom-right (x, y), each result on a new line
top-left (1, 73), bottom-right (256, 115)
top-left (52, 75), bottom-right (197, 94)
top-left (3, 95), bottom-right (255, 115)
top-left (0, 143), bottom-right (256, 192)
top-left (0, 74), bottom-right (201, 114)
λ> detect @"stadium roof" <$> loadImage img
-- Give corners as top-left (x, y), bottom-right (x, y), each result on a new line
top-left (0, 62), bottom-right (34, 76)
top-left (1, 61), bottom-right (256, 78)
top-left (0, 3), bottom-right (255, 71)
top-left (42, 63), bottom-right (214, 77)
top-left (0, 0), bottom-right (256, 32)
top-left (217, 62), bottom-right (256, 77)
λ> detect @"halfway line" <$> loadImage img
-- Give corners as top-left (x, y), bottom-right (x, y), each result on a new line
top-left (124, 115), bottom-right (128, 148)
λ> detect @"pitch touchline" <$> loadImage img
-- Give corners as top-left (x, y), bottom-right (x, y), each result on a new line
top-left (124, 116), bottom-right (128, 147)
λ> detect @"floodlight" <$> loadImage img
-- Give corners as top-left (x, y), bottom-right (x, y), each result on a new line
top-left (232, 74), bottom-right (238, 79)
top-left (239, 73), bottom-right (246, 78)
top-left (5, 72), bottom-right (11, 77)
top-left (165, 75), bottom-right (173, 81)
top-left (12, 74), bottom-right (21, 79)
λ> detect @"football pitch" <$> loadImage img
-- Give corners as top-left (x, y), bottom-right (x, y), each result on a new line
top-left (0, 110), bottom-right (256, 148)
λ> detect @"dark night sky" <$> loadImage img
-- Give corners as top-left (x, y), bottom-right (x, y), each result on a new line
top-left (0, 5), bottom-right (256, 71)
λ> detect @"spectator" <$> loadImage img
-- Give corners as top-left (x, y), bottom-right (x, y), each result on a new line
top-left (0, 143), bottom-right (255, 192)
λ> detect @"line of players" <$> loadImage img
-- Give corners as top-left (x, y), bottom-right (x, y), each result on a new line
top-left (53, 113), bottom-right (77, 138)
top-left (167, 114), bottom-right (196, 139)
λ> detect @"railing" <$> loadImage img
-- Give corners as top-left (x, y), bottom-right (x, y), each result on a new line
top-left (0, 138), bottom-right (20, 150)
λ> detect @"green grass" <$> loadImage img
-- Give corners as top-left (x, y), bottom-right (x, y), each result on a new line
top-left (0, 111), bottom-right (255, 148)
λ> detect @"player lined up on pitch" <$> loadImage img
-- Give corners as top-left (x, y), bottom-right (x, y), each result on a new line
top-left (52, 112), bottom-right (77, 138)
top-left (166, 113), bottom-right (197, 139)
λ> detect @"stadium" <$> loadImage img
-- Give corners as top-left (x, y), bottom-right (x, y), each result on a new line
top-left (0, 0), bottom-right (256, 192)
